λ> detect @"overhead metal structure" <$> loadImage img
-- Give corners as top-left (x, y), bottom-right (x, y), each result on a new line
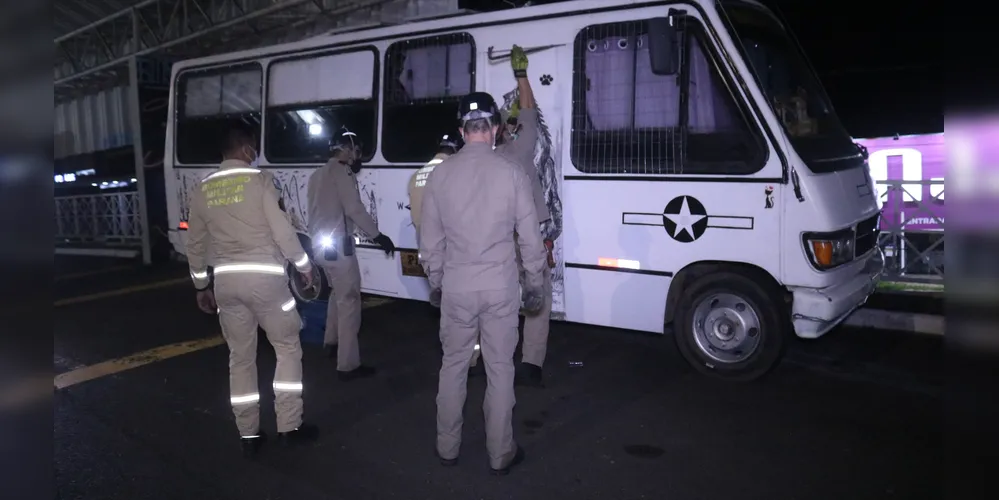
top-left (54, 0), bottom-right (419, 103)
top-left (53, 0), bottom-right (459, 265)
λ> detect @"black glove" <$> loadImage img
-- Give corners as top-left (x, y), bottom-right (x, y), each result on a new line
top-left (429, 288), bottom-right (442, 308)
top-left (522, 285), bottom-right (543, 313)
top-left (373, 233), bottom-right (395, 255)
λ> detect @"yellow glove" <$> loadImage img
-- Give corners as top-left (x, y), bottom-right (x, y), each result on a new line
top-left (509, 99), bottom-right (521, 120)
top-left (511, 44), bottom-right (528, 78)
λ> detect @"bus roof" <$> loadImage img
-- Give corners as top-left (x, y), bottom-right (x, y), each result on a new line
top-left (170, 0), bottom-right (756, 77)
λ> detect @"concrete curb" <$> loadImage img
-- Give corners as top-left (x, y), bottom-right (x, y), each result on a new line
top-left (843, 308), bottom-right (944, 336)
top-left (56, 247), bottom-right (139, 258)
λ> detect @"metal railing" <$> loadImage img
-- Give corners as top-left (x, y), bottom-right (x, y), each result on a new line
top-left (876, 179), bottom-right (944, 285)
top-left (55, 191), bottom-right (144, 245)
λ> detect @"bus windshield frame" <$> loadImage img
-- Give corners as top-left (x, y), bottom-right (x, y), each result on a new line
top-left (718, 1), bottom-right (864, 173)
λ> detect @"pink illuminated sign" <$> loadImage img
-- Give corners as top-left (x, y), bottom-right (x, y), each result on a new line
top-left (855, 133), bottom-right (945, 231)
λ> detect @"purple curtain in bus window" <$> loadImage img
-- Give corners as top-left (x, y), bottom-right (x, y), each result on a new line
top-left (399, 43), bottom-right (472, 100)
top-left (633, 34), bottom-right (680, 129)
top-left (584, 34), bottom-right (734, 132)
top-left (687, 39), bottom-right (736, 132)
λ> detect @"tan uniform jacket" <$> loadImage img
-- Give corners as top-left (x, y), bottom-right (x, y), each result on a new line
top-left (185, 159), bottom-right (311, 289)
top-left (496, 108), bottom-right (550, 224)
top-left (418, 142), bottom-right (547, 294)
top-left (306, 159), bottom-right (380, 255)
top-left (408, 153), bottom-right (449, 238)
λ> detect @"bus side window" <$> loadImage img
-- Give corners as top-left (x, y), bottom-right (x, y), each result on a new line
top-left (570, 17), bottom-right (764, 175)
top-left (175, 64), bottom-right (263, 165)
top-left (265, 49), bottom-right (379, 164)
top-left (382, 33), bottom-right (475, 163)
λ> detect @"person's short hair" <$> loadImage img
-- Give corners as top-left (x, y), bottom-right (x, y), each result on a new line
top-left (224, 128), bottom-right (256, 156)
top-left (461, 118), bottom-right (493, 135)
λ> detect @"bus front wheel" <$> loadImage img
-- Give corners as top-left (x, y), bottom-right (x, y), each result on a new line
top-left (672, 271), bottom-right (787, 382)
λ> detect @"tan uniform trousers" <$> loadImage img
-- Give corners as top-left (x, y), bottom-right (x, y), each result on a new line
top-left (317, 252), bottom-right (363, 372)
top-left (215, 273), bottom-right (304, 436)
top-left (437, 288), bottom-right (521, 470)
top-left (469, 239), bottom-right (552, 369)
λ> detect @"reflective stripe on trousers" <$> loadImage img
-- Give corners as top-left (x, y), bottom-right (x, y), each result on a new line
top-left (216, 272), bottom-right (304, 435)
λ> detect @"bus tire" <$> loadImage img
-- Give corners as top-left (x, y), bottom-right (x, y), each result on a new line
top-left (672, 271), bottom-right (787, 382)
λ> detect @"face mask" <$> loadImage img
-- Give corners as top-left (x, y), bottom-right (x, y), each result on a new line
top-left (245, 146), bottom-right (259, 167)
top-left (349, 159), bottom-right (362, 174)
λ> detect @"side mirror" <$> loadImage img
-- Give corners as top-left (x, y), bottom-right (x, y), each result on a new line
top-left (648, 15), bottom-right (680, 75)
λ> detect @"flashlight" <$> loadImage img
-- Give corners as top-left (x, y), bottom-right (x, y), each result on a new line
top-left (320, 235), bottom-right (337, 260)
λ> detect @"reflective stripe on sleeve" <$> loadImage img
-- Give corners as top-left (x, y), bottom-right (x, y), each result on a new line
top-left (281, 298), bottom-right (296, 312)
top-left (203, 168), bottom-right (260, 181)
top-left (230, 393), bottom-right (260, 405)
top-left (273, 381), bottom-right (303, 392)
top-left (214, 263), bottom-right (286, 276)
top-left (293, 254), bottom-right (310, 270)
top-left (190, 268), bottom-right (210, 288)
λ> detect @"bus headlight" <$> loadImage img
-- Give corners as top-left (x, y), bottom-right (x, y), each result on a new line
top-left (803, 229), bottom-right (855, 271)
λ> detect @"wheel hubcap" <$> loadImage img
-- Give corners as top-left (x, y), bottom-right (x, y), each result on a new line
top-left (691, 293), bottom-right (762, 364)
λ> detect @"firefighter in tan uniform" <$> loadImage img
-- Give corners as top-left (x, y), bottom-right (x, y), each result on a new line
top-left (408, 133), bottom-right (462, 324)
top-left (306, 128), bottom-right (395, 381)
top-left (468, 45), bottom-right (555, 387)
top-left (420, 92), bottom-right (548, 475)
top-left (408, 133), bottom-right (462, 238)
top-left (185, 129), bottom-right (319, 457)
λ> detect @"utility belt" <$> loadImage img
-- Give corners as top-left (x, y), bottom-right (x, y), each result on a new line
top-left (315, 232), bottom-right (355, 262)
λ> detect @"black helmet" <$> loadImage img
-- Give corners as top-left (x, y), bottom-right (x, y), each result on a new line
top-left (457, 92), bottom-right (500, 124)
top-left (329, 126), bottom-right (361, 153)
top-left (439, 133), bottom-right (463, 153)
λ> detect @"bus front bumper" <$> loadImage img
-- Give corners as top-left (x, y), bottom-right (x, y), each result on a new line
top-left (788, 249), bottom-right (886, 339)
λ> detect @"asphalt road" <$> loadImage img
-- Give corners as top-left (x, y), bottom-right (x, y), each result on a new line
top-left (53, 258), bottom-right (942, 500)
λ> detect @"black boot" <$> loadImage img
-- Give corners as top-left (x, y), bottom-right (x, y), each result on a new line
top-left (514, 362), bottom-right (544, 388)
top-left (337, 365), bottom-right (377, 382)
top-left (323, 344), bottom-right (337, 359)
top-left (435, 448), bottom-right (458, 467)
top-left (489, 446), bottom-right (525, 476)
top-left (278, 423), bottom-right (320, 447)
top-left (241, 432), bottom-right (266, 458)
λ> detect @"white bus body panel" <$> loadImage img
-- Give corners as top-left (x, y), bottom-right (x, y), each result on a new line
top-left (163, 0), bottom-right (882, 340)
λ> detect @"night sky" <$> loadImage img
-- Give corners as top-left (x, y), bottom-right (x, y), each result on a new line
top-left (762, 0), bottom-right (941, 138)
top-left (465, 0), bottom-right (943, 139)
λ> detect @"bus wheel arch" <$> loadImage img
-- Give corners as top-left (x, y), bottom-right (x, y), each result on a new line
top-left (665, 261), bottom-right (790, 382)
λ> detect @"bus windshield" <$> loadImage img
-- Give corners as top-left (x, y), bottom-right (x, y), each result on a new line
top-left (719, 2), bottom-right (862, 173)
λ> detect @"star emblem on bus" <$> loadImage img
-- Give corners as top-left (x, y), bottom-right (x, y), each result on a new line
top-left (662, 196), bottom-right (708, 242)
top-left (621, 195), bottom-right (755, 242)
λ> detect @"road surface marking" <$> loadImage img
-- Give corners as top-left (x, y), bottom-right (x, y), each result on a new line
top-left (54, 336), bottom-right (227, 390)
top-left (54, 296), bottom-right (396, 389)
top-left (55, 265), bottom-right (133, 281)
top-left (54, 277), bottom-right (190, 307)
